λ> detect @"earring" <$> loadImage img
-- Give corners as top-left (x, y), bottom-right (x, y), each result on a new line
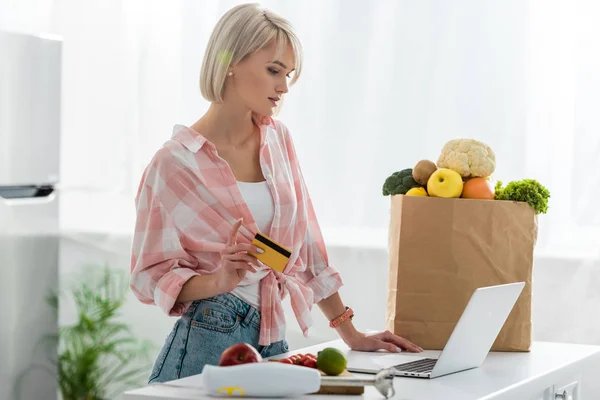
top-left (227, 71), bottom-right (233, 76)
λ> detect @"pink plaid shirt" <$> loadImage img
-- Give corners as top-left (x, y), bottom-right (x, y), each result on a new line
top-left (130, 118), bottom-right (343, 345)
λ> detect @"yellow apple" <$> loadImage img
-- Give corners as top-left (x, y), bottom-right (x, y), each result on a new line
top-left (427, 168), bottom-right (464, 198)
top-left (405, 187), bottom-right (428, 196)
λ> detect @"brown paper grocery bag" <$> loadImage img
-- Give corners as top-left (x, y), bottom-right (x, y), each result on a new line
top-left (385, 195), bottom-right (538, 352)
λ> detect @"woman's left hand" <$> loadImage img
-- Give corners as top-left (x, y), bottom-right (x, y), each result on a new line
top-left (346, 330), bottom-right (424, 353)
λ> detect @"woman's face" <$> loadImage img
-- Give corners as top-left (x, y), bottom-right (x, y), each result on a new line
top-left (228, 42), bottom-right (295, 117)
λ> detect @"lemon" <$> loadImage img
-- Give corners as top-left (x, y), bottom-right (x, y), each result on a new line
top-left (317, 347), bottom-right (347, 376)
top-left (405, 187), bottom-right (428, 196)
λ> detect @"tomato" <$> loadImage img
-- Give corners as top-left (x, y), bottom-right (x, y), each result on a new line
top-left (289, 354), bottom-right (303, 364)
top-left (303, 358), bottom-right (318, 369)
top-left (301, 355), bottom-right (314, 363)
top-left (279, 358), bottom-right (293, 364)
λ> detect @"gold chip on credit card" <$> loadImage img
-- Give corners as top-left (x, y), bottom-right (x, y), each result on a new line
top-left (248, 232), bottom-right (291, 273)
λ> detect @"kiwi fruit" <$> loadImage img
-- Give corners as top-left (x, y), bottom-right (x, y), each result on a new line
top-left (413, 160), bottom-right (438, 186)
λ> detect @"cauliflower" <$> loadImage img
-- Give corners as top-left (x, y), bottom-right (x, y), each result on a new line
top-left (437, 139), bottom-right (496, 178)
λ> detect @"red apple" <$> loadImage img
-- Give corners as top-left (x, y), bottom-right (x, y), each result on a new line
top-left (218, 343), bottom-right (263, 366)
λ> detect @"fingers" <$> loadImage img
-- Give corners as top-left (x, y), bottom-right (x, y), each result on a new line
top-left (225, 220), bottom-right (264, 256)
top-left (223, 254), bottom-right (259, 271)
top-left (224, 243), bottom-right (263, 255)
top-left (223, 252), bottom-right (259, 264)
top-left (225, 260), bottom-right (256, 273)
top-left (373, 340), bottom-right (402, 353)
top-left (381, 330), bottom-right (423, 352)
top-left (233, 262), bottom-right (257, 273)
top-left (227, 218), bottom-right (243, 246)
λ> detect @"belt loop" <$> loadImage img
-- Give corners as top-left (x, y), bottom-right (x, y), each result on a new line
top-left (240, 306), bottom-right (256, 327)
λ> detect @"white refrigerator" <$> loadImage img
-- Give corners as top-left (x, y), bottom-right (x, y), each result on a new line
top-left (0, 30), bottom-right (61, 400)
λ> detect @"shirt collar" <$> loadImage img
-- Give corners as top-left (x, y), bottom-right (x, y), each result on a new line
top-left (171, 117), bottom-right (276, 153)
top-left (171, 125), bottom-right (207, 153)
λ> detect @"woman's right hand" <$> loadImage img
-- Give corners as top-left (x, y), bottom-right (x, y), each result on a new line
top-left (215, 218), bottom-right (263, 293)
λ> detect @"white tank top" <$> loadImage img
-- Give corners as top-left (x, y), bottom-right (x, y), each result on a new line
top-left (230, 180), bottom-right (275, 309)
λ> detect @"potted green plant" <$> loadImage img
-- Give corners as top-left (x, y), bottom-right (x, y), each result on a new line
top-left (17, 265), bottom-right (154, 400)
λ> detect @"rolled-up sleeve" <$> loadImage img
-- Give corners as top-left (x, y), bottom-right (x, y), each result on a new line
top-left (130, 179), bottom-right (200, 316)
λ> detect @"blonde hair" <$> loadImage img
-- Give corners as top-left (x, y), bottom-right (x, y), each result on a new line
top-left (200, 3), bottom-right (303, 104)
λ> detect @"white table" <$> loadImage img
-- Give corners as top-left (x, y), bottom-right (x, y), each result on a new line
top-left (123, 339), bottom-right (600, 400)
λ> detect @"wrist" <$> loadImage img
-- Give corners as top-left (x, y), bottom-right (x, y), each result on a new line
top-left (316, 293), bottom-right (363, 347)
top-left (336, 322), bottom-right (363, 347)
top-left (329, 306), bottom-right (354, 328)
top-left (329, 307), bottom-right (361, 346)
top-left (177, 273), bottom-right (226, 303)
top-left (211, 272), bottom-right (229, 294)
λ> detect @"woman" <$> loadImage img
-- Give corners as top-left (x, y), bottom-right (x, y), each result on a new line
top-left (130, 3), bottom-right (422, 383)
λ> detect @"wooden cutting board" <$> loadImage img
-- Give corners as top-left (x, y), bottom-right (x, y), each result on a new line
top-left (315, 369), bottom-right (364, 395)
top-left (268, 360), bottom-right (364, 395)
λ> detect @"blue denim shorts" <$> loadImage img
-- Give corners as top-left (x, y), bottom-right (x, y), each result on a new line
top-left (148, 293), bottom-right (289, 383)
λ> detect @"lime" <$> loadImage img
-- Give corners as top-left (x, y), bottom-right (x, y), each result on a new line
top-left (316, 347), bottom-right (347, 376)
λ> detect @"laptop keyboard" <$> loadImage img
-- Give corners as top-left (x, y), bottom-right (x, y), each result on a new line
top-left (394, 358), bottom-right (437, 374)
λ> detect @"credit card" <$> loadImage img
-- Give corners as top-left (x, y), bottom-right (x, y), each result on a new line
top-left (249, 232), bottom-right (292, 273)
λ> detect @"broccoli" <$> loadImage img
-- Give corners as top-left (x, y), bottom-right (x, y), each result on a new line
top-left (382, 169), bottom-right (421, 196)
top-left (495, 179), bottom-right (550, 214)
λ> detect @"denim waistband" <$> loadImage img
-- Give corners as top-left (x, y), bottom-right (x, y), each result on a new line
top-left (195, 292), bottom-right (261, 328)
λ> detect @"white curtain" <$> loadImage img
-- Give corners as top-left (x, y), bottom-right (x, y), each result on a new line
top-left (2, 0), bottom-right (599, 311)
top-left (3, 0), bottom-right (596, 258)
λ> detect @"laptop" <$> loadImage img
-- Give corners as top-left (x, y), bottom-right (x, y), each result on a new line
top-left (346, 282), bottom-right (525, 379)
